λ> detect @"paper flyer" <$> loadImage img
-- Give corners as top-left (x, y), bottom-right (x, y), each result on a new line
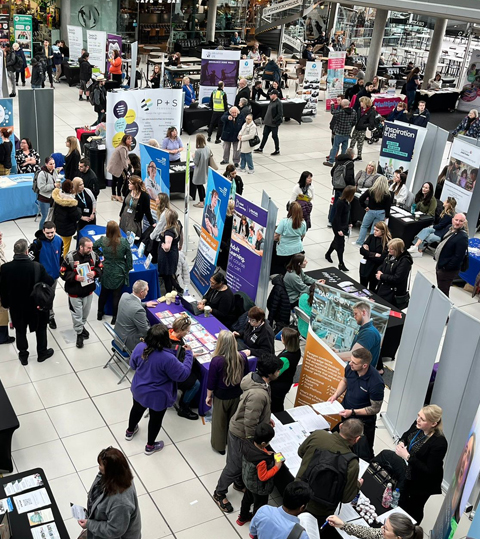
top-left (77, 263), bottom-right (94, 287)
top-left (70, 504), bottom-right (87, 520)
top-left (0, 498), bottom-right (13, 513)
top-left (31, 522), bottom-right (60, 539)
top-left (28, 508), bottom-right (54, 526)
top-left (13, 488), bottom-right (51, 514)
top-left (4, 474), bottom-right (43, 496)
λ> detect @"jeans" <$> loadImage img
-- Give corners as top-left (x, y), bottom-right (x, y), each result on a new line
top-left (183, 379), bottom-right (200, 404)
top-left (260, 125), bottom-right (279, 152)
top-left (38, 200), bottom-right (51, 230)
top-left (356, 209), bottom-right (386, 245)
top-left (31, 85), bottom-right (41, 89)
top-left (407, 90), bottom-right (416, 110)
top-left (240, 152), bottom-right (254, 171)
top-left (414, 227), bottom-right (440, 250)
top-left (328, 135), bottom-right (349, 163)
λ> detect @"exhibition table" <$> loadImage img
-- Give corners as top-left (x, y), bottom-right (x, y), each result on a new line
top-left (459, 238), bottom-right (480, 286)
top-left (306, 266), bottom-right (405, 360)
top-left (0, 174), bottom-right (37, 223)
top-left (0, 467), bottom-right (69, 538)
top-left (372, 94), bottom-right (405, 116)
top-left (170, 160), bottom-right (195, 194)
top-left (78, 225), bottom-right (160, 314)
top-left (414, 89), bottom-right (460, 113)
top-left (147, 302), bottom-right (257, 416)
top-left (388, 212), bottom-right (434, 251)
top-left (62, 61), bottom-right (80, 87)
top-left (250, 99), bottom-right (308, 125)
top-left (0, 380), bottom-right (19, 473)
top-left (182, 106), bottom-right (212, 135)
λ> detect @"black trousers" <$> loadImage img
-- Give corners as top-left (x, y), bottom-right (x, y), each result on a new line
top-left (360, 271), bottom-right (378, 291)
top-left (260, 125), bottom-right (279, 151)
top-left (239, 488), bottom-right (269, 519)
top-left (436, 268), bottom-right (459, 298)
top-left (160, 274), bottom-right (176, 293)
top-left (16, 69), bottom-right (25, 85)
top-left (128, 398), bottom-right (167, 446)
top-left (208, 111), bottom-right (224, 140)
top-left (327, 231), bottom-right (345, 265)
top-left (190, 183), bottom-right (206, 202)
top-left (111, 174), bottom-right (123, 196)
top-left (45, 64), bottom-right (53, 85)
top-left (98, 284), bottom-right (124, 318)
top-left (14, 312), bottom-right (49, 360)
top-left (111, 73), bottom-right (122, 84)
top-left (399, 479), bottom-right (431, 524)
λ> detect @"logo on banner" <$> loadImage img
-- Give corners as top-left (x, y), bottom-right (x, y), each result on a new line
top-left (141, 98), bottom-right (152, 110)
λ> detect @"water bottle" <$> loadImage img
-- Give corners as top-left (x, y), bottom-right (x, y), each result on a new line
top-left (391, 488), bottom-right (400, 508)
top-left (351, 493), bottom-right (360, 507)
top-left (175, 295), bottom-right (180, 306)
top-left (382, 483), bottom-right (393, 509)
top-left (411, 202), bottom-right (416, 217)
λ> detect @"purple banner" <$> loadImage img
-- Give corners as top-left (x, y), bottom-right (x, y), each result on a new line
top-left (226, 196), bottom-right (268, 302)
top-left (106, 34), bottom-right (122, 73)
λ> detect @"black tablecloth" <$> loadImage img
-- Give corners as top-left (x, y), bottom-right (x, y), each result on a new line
top-left (251, 100), bottom-right (308, 125)
top-left (169, 161), bottom-right (195, 194)
top-left (182, 107), bottom-right (212, 135)
top-left (414, 90), bottom-right (460, 112)
top-left (0, 380), bottom-right (19, 473)
top-left (388, 214), bottom-right (434, 250)
top-left (351, 195), bottom-right (366, 225)
top-left (306, 266), bottom-right (405, 360)
top-left (62, 62), bottom-right (80, 87)
top-left (0, 467), bottom-right (69, 537)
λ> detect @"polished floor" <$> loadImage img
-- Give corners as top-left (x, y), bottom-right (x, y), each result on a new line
top-left (1, 73), bottom-right (479, 539)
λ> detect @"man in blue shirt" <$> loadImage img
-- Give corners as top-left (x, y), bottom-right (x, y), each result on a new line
top-left (250, 481), bottom-right (311, 539)
top-left (338, 301), bottom-right (381, 369)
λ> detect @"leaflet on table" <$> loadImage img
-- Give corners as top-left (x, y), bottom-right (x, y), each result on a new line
top-left (70, 504), bottom-right (87, 520)
top-left (358, 458), bottom-right (369, 479)
top-left (338, 502), bottom-right (365, 522)
top-left (299, 512), bottom-right (320, 539)
top-left (28, 508), bottom-right (54, 526)
top-left (13, 488), bottom-right (51, 514)
top-left (4, 474), bottom-right (44, 496)
top-left (312, 401), bottom-right (345, 416)
top-left (31, 522), bottom-right (60, 539)
top-left (144, 254), bottom-right (153, 269)
top-left (77, 263), bottom-right (94, 287)
top-left (0, 498), bottom-right (13, 513)
top-left (285, 405), bottom-right (330, 432)
top-left (377, 507), bottom-right (416, 524)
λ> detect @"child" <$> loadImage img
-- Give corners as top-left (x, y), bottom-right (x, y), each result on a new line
top-left (236, 423), bottom-right (283, 526)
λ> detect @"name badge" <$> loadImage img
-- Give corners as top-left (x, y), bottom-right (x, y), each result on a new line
top-left (83, 208), bottom-right (89, 213)
top-left (127, 208), bottom-right (134, 214)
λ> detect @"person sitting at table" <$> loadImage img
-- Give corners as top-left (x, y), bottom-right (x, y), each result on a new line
top-left (197, 272), bottom-right (235, 326)
top-left (119, 176), bottom-right (154, 239)
top-left (451, 109), bottom-right (480, 139)
top-left (414, 182), bottom-right (437, 217)
top-left (410, 100), bottom-right (430, 128)
top-left (359, 221), bottom-right (391, 291)
top-left (327, 512), bottom-right (424, 539)
top-left (396, 405), bottom-right (448, 524)
top-left (182, 76), bottom-right (196, 106)
top-left (248, 46), bottom-right (261, 63)
top-left (207, 330), bottom-right (250, 454)
top-left (302, 44), bottom-right (315, 62)
top-left (51, 179), bottom-right (82, 257)
top-left (162, 126), bottom-right (184, 162)
top-left (234, 306), bottom-right (275, 357)
top-left (156, 208), bottom-right (181, 294)
top-left (408, 197), bottom-right (457, 257)
top-left (284, 253), bottom-right (317, 307)
top-left (375, 238), bottom-right (413, 309)
top-left (370, 75), bottom-right (381, 94)
top-left (149, 64), bottom-right (161, 88)
top-left (72, 177), bottom-right (96, 233)
top-left (93, 220), bottom-right (133, 324)
top-left (389, 170), bottom-right (408, 205)
top-left (251, 80), bottom-right (268, 101)
top-left (165, 52), bottom-right (181, 86)
top-left (428, 72), bottom-right (443, 90)
top-left (387, 100), bottom-right (408, 122)
top-left (230, 31), bottom-right (241, 45)
top-left (16, 137), bottom-right (40, 174)
top-left (267, 80), bottom-right (284, 100)
top-left (355, 161), bottom-right (379, 190)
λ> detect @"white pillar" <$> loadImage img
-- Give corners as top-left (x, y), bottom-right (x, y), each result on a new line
top-left (206, 0), bottom-right (218, 43)
top-left (364, 9), bottom-right (388, 83)
top-left (422, 18), bottom-right (448, 89)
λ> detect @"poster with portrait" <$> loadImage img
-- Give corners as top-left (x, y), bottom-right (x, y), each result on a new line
top-left (190, 169), bottom-right (231, 295)
top-left (0, 98), bottom-right (16, 172)
top-left (432, 404), bottom-right (480, 539)
top-left (199, 49), bottom-right (240, 108)
top-left (457, 50), bottom-right (480, 113)
top-left (139, 143), bottom-right (170, 214)
top-left (226, 196), bottom-right (268, 302)
top-left (326, 51), bottom-right (345, 109)
top-left (106, 34), bottom-right (122, 74)
top-left (440, 138), bottom-right (480, 213)
top-left (0, 15), bottom-right (10, 47)
top-left (13, 15), bottom-right (32, 63)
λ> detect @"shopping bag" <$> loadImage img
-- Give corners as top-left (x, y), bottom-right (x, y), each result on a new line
top-left (25, 66), bottom-right (31, 79)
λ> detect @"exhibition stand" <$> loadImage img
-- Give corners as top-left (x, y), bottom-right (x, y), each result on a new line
top-left (0, 174), bottom-right (36, 223)
top-left (0, 380), bottom-right (19, 473)
top-left (250, 99), bottom-right (308, 125)
top-left (388, 212), bottom-right (434, 249)
top-left (459, 238), bottom-right (480, 286)
top-left (414, 89), bottom-right (460, 112)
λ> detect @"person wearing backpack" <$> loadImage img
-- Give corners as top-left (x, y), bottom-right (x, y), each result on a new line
top-left (328, 148), bottom-right (355, 225)
top-left (35, 157), bottom-right (60, 229)
top-left (31, 57), bottom-right (44, 89)
top-left (297, 418), bottom-right (364, 527)
top-left (90, 75), bottom-right (107, 126)
top-left (324, 99), bottom-right (356, 166)
top-left (0, 238), bottom-right (54, 365)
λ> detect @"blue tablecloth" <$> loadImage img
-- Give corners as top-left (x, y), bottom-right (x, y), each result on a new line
top-left (78, 225), bottom-right (160, 315)
top-left (0, 174), bottom-right (36, 223)
top-left (459, 238), bottom-right (480, 286)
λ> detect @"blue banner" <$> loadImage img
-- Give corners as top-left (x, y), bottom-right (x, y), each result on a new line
top-left (0, 99), bottom-right (16, 174)
top-left (190, 169), bottom-right (231, 295)
top-left (226, 196), bottom-right (268, 302)
top-left (378, 121), bottom-right (418, 180)
top-left (139, 143), bottom-right (170, 215)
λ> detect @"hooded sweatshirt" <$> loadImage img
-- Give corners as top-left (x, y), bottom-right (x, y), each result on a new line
top-left (229, 372), bottom-right (271, 440)
top-left (29, 230), bottom-right (64, 280)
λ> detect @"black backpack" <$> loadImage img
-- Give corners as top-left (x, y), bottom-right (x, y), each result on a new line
top-left (32, 169), bottom-right (42, 194)
top-left (301, 448), bottom-right (358, 509)
top-left (30, 263), bottom-right (55, 312)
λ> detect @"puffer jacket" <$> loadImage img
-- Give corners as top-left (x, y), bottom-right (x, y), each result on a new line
top-left (51, 188), bottom-right (82, 237)
top-left (267, 274), bottom-right (291, 330)
top-left (241, 439), bottom-right (278, 496)
top-left (221, 112), bottom-right (245, 142)
top-left (354, 107), bottom-right (376, 132)
top-left (229, 372), bottom-right (271, 440)
top-left (376, 250), bottom-right (413, 305)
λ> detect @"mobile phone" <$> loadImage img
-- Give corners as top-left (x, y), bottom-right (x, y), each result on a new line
top-left (274, 452), bottom-right (285, 463)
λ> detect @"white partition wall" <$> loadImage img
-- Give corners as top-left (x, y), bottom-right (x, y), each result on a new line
top-left (383, 273), bottom-right (451, 439)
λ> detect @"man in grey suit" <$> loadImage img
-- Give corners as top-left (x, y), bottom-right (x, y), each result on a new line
top-left (115, 280), bottom-right (157, 351)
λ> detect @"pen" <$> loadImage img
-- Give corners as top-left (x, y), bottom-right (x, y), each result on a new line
top-left (320, 521), bottom-right (329, 530)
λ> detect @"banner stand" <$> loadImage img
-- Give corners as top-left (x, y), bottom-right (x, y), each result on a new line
top-left (184, 142), bottom-right (192, 253)
top-left (259, 191), bottom-right (278, 310)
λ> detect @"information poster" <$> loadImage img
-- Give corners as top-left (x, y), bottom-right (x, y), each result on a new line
top-left (106, 33), bottom-right (122, 74)
top-left (13, 15), bottom-right (32, 63)
top-left (67, 25), bottom-right (83, 62)
top-left (378, 121), bottom-right (426, 187)
top-left (326, 51), bottom-right (346, 109)
top-left (441, 138), bottom-right (480, 213)
top-left (131, 41), bottom-right (138, 88)
top-left (0, 14), bottom-right (9, 46)
top-left (0, 98), bottom-right (16, 173)
top-left (191, 169), bottom-right (231, 295)
top-left (139, 143), bottom-right (170, 214)
top-left (87, 30), bottom-right (107, 72)
top-left (458, 50), bottom-right (480, 113)
top-left (199, 49), bottom-right (241, 107)
top-left (226, 195), bottom-right (268, 302)
top-left (238, 59), bottom-right (254, 82)
top-left (302, 61), bottom-right (322, 116)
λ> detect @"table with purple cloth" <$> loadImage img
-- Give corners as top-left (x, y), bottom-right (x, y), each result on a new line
top-left (459, 238), bottom-right (480, 286)
top-left (147, 302), bottom-right (257, 416)
top-left (372, 94), bottom-right (405, 116)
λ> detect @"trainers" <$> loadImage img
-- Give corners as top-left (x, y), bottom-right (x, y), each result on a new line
top-left (410, 250), bottom-right (423, 258)
top-left (19, 353), bottom-right (29, 366)
top-left (323, 161), bottom-right (333, 167)
top-left (236, 513), bottom-right (253, 526)
top-left (248, 169), bottom-right (254, 174)
top-left (177, 405), bottom-right (199, 420)
top-left (144, 441), bottom-right (164, 455)
top-left (215, 139), bottom-right (221, 144)
top-left (271, 150), bottom-right (280, 156)
top-left (38, 348), bottom-right (54, 363)
top-left (254, 148), bottom-right (263, 153)
top-left (48, 318), bottom-right (57, 330)
top-left (81, 327), bottom-right (90, 339)
top-left (125, 425), bottom-right (139, 441)
top-left (220, 160), bottom-right (228, 165)
top-left (407, 245), bottom-right (419, 253)
top-left (207, 136), bottom-right (211, 142)
top-left (213, 491), bottom-right (234, 513)
top-left (76, 334), bottom-right (84, 349)
top-left (239, 168), bottom-right (246, 172)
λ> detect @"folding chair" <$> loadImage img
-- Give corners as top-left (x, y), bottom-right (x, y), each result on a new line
top-left (103, 322), bottom-right (132, 384)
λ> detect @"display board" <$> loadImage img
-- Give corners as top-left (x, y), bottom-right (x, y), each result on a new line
top-left (440, 138), bottom-right (480, 213)
top-left (0, 98), bottom-right (16, 173)
top-left (67, 25), bottom-right (83, 61)
top-left (226, 195), bottom-right (268, 302)
top-left (0, 15), bottom-right (9, 47)
top-left (190, 169), bottom-right (231, 295)
top-left (238, 59), bottom-right (254, 82)
top-left (199, 49), bottom-right (240, 107)
top-left (457, 50), bottom-right (480, 113)
top-left (13, 15), bottom-right (32, 64)
top-left (131, 41), bottom-right (138, 88)
top-left (326, 51), bottom-right (346, 109)
top-left (139, 143), bottom-right (170, 215)
top-left (301, 61), bottom-right (322, 116)
top-left (86, 30), bottom-right (107, 72)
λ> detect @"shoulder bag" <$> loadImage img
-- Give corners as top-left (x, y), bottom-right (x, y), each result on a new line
top-left (249, 126), bottom-right (260, 147)
top-left (209, 151), bottom-right (218, 170)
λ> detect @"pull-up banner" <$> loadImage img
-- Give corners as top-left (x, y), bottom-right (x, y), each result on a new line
top-left (139, 143), bottom-right (170, 214)
top-left (199, 49), bottom-right (240, 109)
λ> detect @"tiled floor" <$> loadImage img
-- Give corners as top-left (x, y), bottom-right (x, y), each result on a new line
top-left (2, 68), bottom-right (480, 538)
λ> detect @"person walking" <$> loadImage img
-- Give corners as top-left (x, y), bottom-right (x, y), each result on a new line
top-left (78, 52), bottom-right (92, 100)
top-left (93, 221), bottom-right (133, 324)
top-left (107, 134), bottom-right (132, 201)
top-left (324, 99), bottom-right (356, 166)
top-left (349, 97), bottom-right (376, 162)
top-left (325, 185), bottom-right (356, 271)
top-left (238, 114), bottom-right (257, 174)
top-left (191, 134), bottom-right (210, 208)
top-left (51, 179), bottom-right (82, 257)
top-left (35, 157), bottom-right (60, 230)
top-left (208, 81), bottom-right (228, 143)
top-left (254, 90), bottom-right (283, 156)
top-left (354, 175), bottom-right (391, 246)
top-left (359, 221), bottom-right (391, 291)
top-left (0, 239), bottom-right (54, 365)
top-left (12, 43), bottom-right (26, 87)
top-left (64, 136), bottom-right (81, 181)
top-left (60, 237), bottom-right (103, 349)
top-left (220, 106), bottom-right (244, 166)
top-left (328, 147), bottom-right (356, 225)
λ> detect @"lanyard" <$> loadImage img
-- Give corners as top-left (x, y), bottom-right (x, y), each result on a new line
top-left (78, 191), bottom-right (86, 206)
top-left (408, 430), bottom-right (427, 452)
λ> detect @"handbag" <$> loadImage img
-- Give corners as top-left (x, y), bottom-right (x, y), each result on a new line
top-left (249, 128), bottom-right (260, 147)
top-left (209, 152), bottom-right (218, 170)
top-left (394, 291), bottom-right (410, 310)
top-left (25, 66), bottom-right (31, 79)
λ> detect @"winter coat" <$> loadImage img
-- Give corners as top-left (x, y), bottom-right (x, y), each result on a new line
top-left (265, 99), bottom-right (283, 127)
top-left (235, 86), bottom-right (251, 107)
top-left (60, 248), bottom-right (103, 298)
top-left (31, 62), bottom-right (44, 86)
top-left (452, 115), bottom-right (480, 138)
top-left (14, 48), bottom-right (27, 69)
top-left (93, 236), bottom-right (133, 289)
top-left (242, 440), bottom-right (278, 496)
top-left (354, 107), bottom-right (376, 132)
top-left (359, 234), bottom-right (388, 280)
top-left (239, 319), bottom-right (275, 357)
top-left (376, 250), bottom-right (413, 305)
top-left (51, 188), bottom-right (82, 237)
top-left (64, 150), bottom-right (80, 181)
top-left (239, 121), bottom-right (257, 153)
top-left (387, 108), bottom-right (408, 122)
top-left (5, 51), bottom-right (17, 72)
top-left (79, 59), bottom-right (92, 82)
top-left (28, 231), bottom-right (64, 280)
top-left (221, 112), bottom-right (245, 142)
top-left (331, 105), bottom-right (356, 137)
top-left (332, 199), bottom-right (351, 235)
top-left (107, 144), bottom-right (130, 178)
top-left (92, 84), bottom-right (107, 113)
top-left (262, 60), bottom-right (282, 83)
top-left (410, 107), bottom-right (430, 128)
top-left (267, 274), bottom-right (291, 329)
top-left (37, 167), bottom-right (60, 202)
top-left (192, 146), bottom-right (210, 185)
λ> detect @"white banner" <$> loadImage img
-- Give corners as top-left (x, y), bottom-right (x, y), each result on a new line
top-left (301, 61), bottom-right (322, 116)
top-left (263, 0), bottom-right (302, 17)
top-left (67, 25), bottom-right (83, 62)
top-left (458, 50), bottom-right (480, 113)
top-left (131, 41), bottom-right (138, 88)
top-left (238, 59), bottom-right (254, 82)
top-left (440, 138), bottom-right (480, 212)
top-left (199, 49), bottom-right (240, 107)
top-left (87, 30), bottom-right (107, 73)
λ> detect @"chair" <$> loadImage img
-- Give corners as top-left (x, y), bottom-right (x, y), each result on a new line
top-left (103, 322), bottom-right (132, 384)
top-left (294, 306), bottom-right (310, 340)
top-left (404, 190), bottom-right (415, 209)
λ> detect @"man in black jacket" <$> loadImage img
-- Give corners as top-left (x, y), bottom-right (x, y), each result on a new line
top-left (251, 80), bottom-right (268, 101)
top-left (353, 82), bottom-right (373, 111)
top-left (91, 75), bottom-right (107, 125)
top-left (345, 78), bottom-right (364, 101)
top-left (220, 106), bottom-right (244, 166)
top-left (410, 100), bottom-right (430, 128)
top-left (78, 158), bottom-right (100, 199)
top-left (254, 90), bottom-right (283, 156)
top-left (0, 239), bottom-right (54, 365)
top-left (350, 98), bottom-right (376, 161)
top-left (328, 148), bottom-right (356, 224)
top-left (60, 237), bottom-right (103, 348)
top-left (435, 213), bottom-right (469, 298)
top-left (234, 78), bottom-right (250, 107)
top-left (4, 44), bottom-right (18, 97)
top-left (324, 99), bottom-right (357, 166)
top-left (42, 39), bottom-right (54, 88)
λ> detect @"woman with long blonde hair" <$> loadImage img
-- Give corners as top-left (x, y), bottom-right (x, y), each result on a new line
top-left (64, 135), bottom-right (81, 181)
top-left (359, 220), bottom-right (392, 290)
top-left (157, 208), bottom-right (181, 292)
top-left (206, 330), bottom-right (250, 454)
top-left (355, 175), bottom-right (391, 246)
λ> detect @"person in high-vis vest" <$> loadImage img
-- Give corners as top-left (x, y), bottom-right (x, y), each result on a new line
top-left (208, 81), bottom-right (229, 144)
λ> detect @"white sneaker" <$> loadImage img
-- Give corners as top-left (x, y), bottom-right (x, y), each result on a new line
top-left (351, 240), bottom-right (359, 245)
top-left (239, 168), bottom-right (246, 172)
top-left (248, 169), bottom-right (254, 174)
top-left (410, 250), bottom-right (423, 258)
top-left (407, 246), bottom-right (419, 253)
